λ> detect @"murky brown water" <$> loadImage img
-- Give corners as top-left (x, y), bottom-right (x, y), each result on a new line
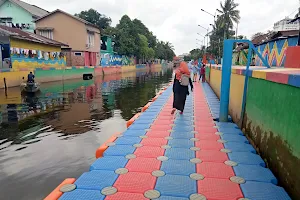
top-left (0, 68), bottom-right (173, 200)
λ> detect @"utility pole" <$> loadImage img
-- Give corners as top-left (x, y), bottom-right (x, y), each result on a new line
top-left (236, 22), bottom-right (239, 39)
top-left (298, 0), bottom-right (300, 45)
top-left (289, 1), bottom-right (300, 45)
top-left (207, 28), bottom-right (209, 49)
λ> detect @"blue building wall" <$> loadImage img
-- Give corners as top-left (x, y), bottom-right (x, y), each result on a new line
top-left (255, 36), bottom-right (298, 67)
top-left (101, 54), bottom-right (135, 67)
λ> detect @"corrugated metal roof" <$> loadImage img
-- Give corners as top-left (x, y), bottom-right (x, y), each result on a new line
top-left (0, 0), bottom-right (49, 18)
top-left (252, 30), bottom-right (299, 46)
top-left (0, 25), bottom-right (67, 47)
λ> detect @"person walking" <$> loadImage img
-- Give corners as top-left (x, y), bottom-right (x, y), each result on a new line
top-left (199, 64), bottom-right (206, 82)
top-left (188, 60), bottom-right (194, 79)
top-left (192, 63), bottom-right (200, 82)
top-left (171, 61), bottom-right (193, 115)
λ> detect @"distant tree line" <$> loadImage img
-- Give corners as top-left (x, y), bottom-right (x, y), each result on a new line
top-left (75, 9), bottom-right (175, 62)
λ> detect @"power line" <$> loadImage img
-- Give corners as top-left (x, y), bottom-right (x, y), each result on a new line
top-left (288, 8), bottom-right (298, 17)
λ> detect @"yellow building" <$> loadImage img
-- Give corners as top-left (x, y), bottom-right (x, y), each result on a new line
top-left (0, 25), bottom-right (68, 88)
top-left (0, 24), bottom-right (67, 71)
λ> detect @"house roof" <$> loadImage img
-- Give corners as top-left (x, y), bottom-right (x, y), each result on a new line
top-left (252, 30), bottom-right (299, 46)
top-left (270, 30), bottom-right (299, 39)
top-left (0, 0), bottom-right (49, 18)
top-left (34, 9), bottom-right (100, 30)
top-left (233, 43), bottom-right (249, 52)
top-left (0, 25), bottom-right (68, 47)
top-left (251, 33), bottom-right (270, 46)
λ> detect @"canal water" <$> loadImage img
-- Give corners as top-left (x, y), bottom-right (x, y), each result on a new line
top-left (0, 68), bottom-right (173, 200)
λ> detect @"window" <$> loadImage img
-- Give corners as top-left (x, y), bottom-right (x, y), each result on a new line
top-left (74, 52), bottom-right (82, 56)
top-left (87, 31), bottom-right (95, 48)
top-left (0, 17), bottom-right (12, 27)
top-left (39, 30), bottom-right (53, 39)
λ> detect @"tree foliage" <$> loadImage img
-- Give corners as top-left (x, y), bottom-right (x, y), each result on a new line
top-left (155, 41), bottom-right (175, 61)
top-left (76, 10), bottom-right (175, 62)
top-left (183, 55), bottom-right (192, 62)
top-left (138, 34), bottom-right (155, 61)
top-left (205, 0), bottom-right (241, 58)
top-left (217, 0), bottom-right (240, 27)
top-left (75, 9), bottom-right (111, 30)
top-left (185, 0), bottom-right (241, 60)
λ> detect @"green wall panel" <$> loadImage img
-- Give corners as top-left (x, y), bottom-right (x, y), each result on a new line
top-left (245, 77), bottom-right (300, 199)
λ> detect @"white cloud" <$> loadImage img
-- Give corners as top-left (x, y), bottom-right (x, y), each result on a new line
top-left (26, 0), bottom-right (298, 55)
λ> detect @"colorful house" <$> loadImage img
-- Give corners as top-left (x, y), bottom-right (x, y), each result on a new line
top-left (101, 35), bottom-right (114, 55)
top-left (0, 25), bottom-right (67, 70)
top-left (35, 9), bottom-right (101, 66)
top-left (0, 0), bottom-right (49, 33)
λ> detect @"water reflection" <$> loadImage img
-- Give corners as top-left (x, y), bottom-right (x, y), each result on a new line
top-left (0, 68), bottom-right (173, 200)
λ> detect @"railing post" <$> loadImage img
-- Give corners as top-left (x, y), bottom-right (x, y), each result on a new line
top-left (219, 40), bottom-right (234, 122)
top-left (219, 39), bottom-right (270, 123)
top-left (239, 48), bottom-right (252, 127)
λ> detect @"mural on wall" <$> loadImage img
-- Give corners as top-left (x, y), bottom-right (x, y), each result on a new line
top-left (122, 55), bottom-right (136, 66)
top-left (10, 47), bottom-right (66, 69)
top-left (110, 55), bottom-right (122, 66)
top-left (255, 36), bottom-right (298, 67)
top-left (101, 53), bottom-right (110, 66)
top-left (101, 53), bottom-right (136, 67)
top-left (233, 50), bottom-right (248, 66)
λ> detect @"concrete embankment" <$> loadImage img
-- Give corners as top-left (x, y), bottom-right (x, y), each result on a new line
top-left (0, 64), bottom-right (168, 88)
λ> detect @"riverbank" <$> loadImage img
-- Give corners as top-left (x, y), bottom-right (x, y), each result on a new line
top-left (0, 63), bottom-right (172, 89)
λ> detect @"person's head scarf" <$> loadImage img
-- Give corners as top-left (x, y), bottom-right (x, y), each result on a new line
top-left (175, 62), bottom-right (190, 80)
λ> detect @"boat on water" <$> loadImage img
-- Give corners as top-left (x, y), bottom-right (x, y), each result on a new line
top-left (20, 82), bottom-right (41, 93)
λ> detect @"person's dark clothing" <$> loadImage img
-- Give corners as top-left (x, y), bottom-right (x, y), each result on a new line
top-left (27, 74), bottom-right (35, 82)
top-left (173, 75), bottom-right (193, 112)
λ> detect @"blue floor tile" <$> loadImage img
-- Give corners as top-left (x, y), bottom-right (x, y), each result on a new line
top-left (90, 156), bottom-right (128, 171)
top-left (168, 139), bottom-right (194, 148)
top-left (165, 148), bottom-right (195, 160)
top-left (241, 181), bottom-right (291, 200)
top-left (228, 152), bottom-right (265, 167)
top-left (59, 189), bottom-right (105, 200)
top-left (161, 159), bottom-right (196, 176)
top-left (104, 145), bottom-right (136, 156)
top-left (224, 142), bottom-right (256, 153)
top-left (75, 170), bottom-right (118, 190)
top-left (155, 174), bottom-right (197, 198)
top-left (234, 164), bottom-right (278, 185)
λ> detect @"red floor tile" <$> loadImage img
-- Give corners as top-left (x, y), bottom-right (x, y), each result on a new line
top-left (105, 192), bottom-right (147, 200)
top-left (141, 137), bottom-right (168, 146)
top-left (195, 127), bottom-right (218, 134)
top-left (126, 157), bottom-right (161, 173)
top-left (198, 178), bottom-right (243, 200)
top-left (195, 140), bottom-right (224, 150)
top-left (114, 172), bottom-right (156, 193)
top-left (150, 125), bottom-right (173, 131)
top-left (146, 130), bottom-right (170, 138)
top-left (197, 162), bottom-right (235, 179)
top-left (195, 133), bottom-right (220, 140)
top-left (196, 150), bottom-right (228, 163)
top-left (134, 146), bottom-right (165, 158)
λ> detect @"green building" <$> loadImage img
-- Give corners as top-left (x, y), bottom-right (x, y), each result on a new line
top-left (0, 0), bottom-right (48, 33)
top-left (101, 35), bottom-right (114, 55)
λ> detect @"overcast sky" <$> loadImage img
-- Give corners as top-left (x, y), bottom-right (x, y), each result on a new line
top-left (26, 0), bottom-right (298, 55)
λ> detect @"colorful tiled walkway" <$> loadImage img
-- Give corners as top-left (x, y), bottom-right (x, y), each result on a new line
top-left (51, 83), bottom-right (291, 200)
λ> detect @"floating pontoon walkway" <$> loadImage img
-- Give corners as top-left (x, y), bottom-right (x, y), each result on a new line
top-left (45, 83), bottom-right (291, 200)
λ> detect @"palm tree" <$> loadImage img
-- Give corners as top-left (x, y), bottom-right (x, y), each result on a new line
top-left (165, 42), bottom-right (174, 51)
top-left (217, 0), bottom-right (240, 39)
